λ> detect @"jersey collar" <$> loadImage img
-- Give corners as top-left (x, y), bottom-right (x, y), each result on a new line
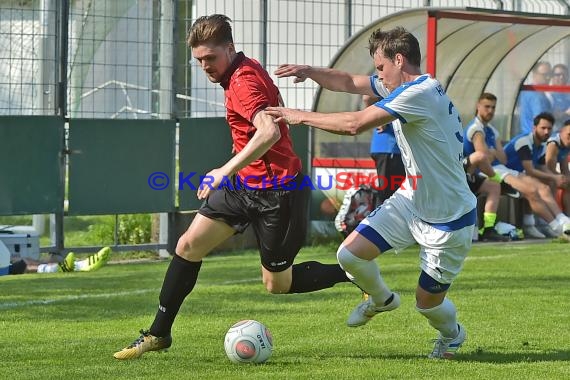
top-left (220, 51), bottom-right (246, 89)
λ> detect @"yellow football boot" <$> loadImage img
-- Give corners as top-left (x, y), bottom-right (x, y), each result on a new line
top-left (113, 330), bottom-right (172, 360)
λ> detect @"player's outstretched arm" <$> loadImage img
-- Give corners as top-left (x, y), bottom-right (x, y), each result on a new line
top-left (266, 105), bottom-right (394, 136)
top-left (274, 64), bottom-right (375, 96)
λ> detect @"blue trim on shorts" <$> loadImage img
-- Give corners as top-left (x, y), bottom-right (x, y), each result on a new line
top-left (427, 208), bottom-right (476, 232)
top-left (355, 224), bottom-right (392, 252)
top-left (419, 270), bottom-right (450, 294)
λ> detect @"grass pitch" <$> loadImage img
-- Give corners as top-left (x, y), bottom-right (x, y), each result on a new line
top-left (1, 241), bottom-right (569, 379)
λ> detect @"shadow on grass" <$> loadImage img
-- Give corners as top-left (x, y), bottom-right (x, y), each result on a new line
top-left (310, 348), bottom-right (570, 363)
top-left (455, 348), bottom-right (570, 363)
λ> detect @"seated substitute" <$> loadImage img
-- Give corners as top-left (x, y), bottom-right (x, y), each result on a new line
top-left (502, 112), bottom-right (570, 237)
top-left (542, 119), bottom-right (570, 214)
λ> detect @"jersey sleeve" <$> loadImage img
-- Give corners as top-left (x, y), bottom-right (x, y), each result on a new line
top-left (546, 136), bottom-right (561, 149)
top-left (228, 71), bottom-right (270, 122)
top-left (466, 123), bottom-right (485, 143)
top-left (514, 138), bottom-right (533, 162)
top-left (370, 75), bottom-right (389, 98)
top-left (378, 83), bottom-right (425, 124)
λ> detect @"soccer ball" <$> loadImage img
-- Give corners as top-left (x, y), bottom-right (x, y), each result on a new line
top-left (224, 320), bottom-right (273, 364)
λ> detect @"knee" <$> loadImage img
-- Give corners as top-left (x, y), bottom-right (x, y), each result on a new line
top-left (537, 183), bottom-right (552, 197)
top-left (487, 181), bottom-right (501, 197)
top-left (415, 272), bottom-right (449, 309)
top-left (416, 291), bottom-right (445, 310)
top-left (525, 188), bottom-right (541, 203)
top-left (175, 235), bottom-right (195, 260)
top-left (262, 277), bottom-right (289, 294)
top-left (469, 151), bottom-right (486, 166)
top-left (336, 245), bottom-right (354, 270)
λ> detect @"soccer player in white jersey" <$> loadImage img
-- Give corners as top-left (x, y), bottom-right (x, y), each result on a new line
top-left (267, 27), bottom-right (475, 359)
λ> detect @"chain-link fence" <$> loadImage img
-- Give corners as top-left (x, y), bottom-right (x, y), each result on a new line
top-left (1, 0), bottom-right (568, 118)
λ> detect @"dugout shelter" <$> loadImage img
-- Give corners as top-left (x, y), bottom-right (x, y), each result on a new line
top-left (310, 7), bottom-right (570, 225)
top-left (314, 7), bottom-right (570, 146)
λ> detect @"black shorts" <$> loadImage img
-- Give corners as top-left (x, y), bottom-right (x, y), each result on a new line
top-left (198, 173), bottom-right (309, 272)
top-left (371, 152), bottom-right (405, 204)
top-left (466, 172), bottom-right (486, 194)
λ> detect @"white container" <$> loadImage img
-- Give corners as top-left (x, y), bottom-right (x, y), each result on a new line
top-left (0, 233), bottom-right (40, 260)
top-left (0, 241), bottom-right (10, 275)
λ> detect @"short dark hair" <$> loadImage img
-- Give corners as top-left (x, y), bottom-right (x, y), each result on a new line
top-left (533, 112), bottom-right (555, 126)
top-left (532, 61), bottom-right (551, 73)
top-left (368, 27), bottom-right (421, 67)
top-left (187, 14), bottom-right (233, 48)
top-left (478, 92), bottom-right (497, 102)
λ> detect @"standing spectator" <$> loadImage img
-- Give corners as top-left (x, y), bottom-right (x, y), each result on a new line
top-left (517, 61), bottom-right (552, 134)
top-left (546, 64), bottom-right (570, 131)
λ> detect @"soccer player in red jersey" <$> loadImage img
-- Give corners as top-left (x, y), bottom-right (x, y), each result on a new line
top-left (113, 14), bottom-right (351, 360)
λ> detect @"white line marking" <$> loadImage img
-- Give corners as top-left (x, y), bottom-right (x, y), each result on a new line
top-left (0, 278), bottom-right (261, 310)
top-left (0, 289), bottom-right (156, 310)
top-left (3, 249), bottom-right (564, 310)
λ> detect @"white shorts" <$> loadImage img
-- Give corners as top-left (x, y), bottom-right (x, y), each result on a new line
top-left (492, 164), bottom-right (521, 180)
top-left (357, 193), bottom-right (474, 284)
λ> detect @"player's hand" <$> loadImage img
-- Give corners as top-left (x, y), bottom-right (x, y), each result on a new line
top-left (558, 175), bottom-right (570, 188)
top-left (197, 167), bottom-right (228, 200)
top-left (554, 174), bottom-right (568, 189)
top-left (266, 107), bottom-right (304, 125)
top-left (274, 64), bottom-right (310, 83)
top-left (376, 126), bottom-right (385, 133)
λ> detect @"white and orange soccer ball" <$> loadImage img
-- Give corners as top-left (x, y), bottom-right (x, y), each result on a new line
top-left (224, 320), bottom-right (273, 364)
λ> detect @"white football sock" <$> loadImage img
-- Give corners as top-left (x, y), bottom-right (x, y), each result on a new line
top-left (549, 219), bottom-right (562, 234)
top-left (37, 263), bottom-right (58, 273)
top-left (523, 214), bottom-right (536, 226)
top-left (417, 298), bottom-right (459, 339)
top-left (74, 259), bottom-right (88, 271)
top-left (337, 245), bottom-right (392, 305)
top-left (555, 213), bottom-right (570, 225)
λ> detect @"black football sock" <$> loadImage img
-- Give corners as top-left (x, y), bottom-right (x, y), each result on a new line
top-left (149, 255), bottom-right (202, 337)
top-left (288, 261), bottom-right (351, 293)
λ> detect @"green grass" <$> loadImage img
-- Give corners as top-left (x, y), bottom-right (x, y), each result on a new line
top-left (1, 242), bottom-right (570, 379)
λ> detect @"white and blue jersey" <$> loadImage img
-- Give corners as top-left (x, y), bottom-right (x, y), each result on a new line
top-left (369, 75), bottom-right (400, 154)
top-left (463, 117), bottom-right (502, 166)
top-left (369, 74), bottom-right (476, 223)
top-left (543, 133), bottom-right (570, 163)
top-left (504, 133), bottom-right (545, 172)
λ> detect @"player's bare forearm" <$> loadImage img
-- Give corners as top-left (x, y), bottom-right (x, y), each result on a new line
top-left (266, 106), bottom-right (393, 136)
top-left (526, 166), bottom-right (556, 183)
top-left (274, 64), bottom-right (374, 96)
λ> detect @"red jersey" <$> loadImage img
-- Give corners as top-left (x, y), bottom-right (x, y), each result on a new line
top-left (220, 52), bottom-right (301, 188)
